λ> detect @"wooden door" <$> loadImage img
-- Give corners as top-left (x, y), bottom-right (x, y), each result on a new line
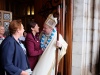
top-left (58, 0), bottom-right (73, 75)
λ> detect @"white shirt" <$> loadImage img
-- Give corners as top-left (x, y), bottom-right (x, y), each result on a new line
top-left (0, 37), bottom-right (5, 44)
top-left (19, 36), bottom-right (25, 41)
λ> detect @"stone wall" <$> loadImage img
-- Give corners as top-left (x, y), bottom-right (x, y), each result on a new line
top-left (72, 0), bottom-right (100, 75)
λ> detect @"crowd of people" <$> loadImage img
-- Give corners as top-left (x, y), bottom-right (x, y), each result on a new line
top-left (0, 13), bottom-right (68, 75)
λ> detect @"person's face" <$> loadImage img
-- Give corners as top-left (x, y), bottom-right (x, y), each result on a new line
top-left (0, 26), bottom-right (5, 35)
top-left (18, 24), bottom-right (24, 37)
top-left (43, 24), bottom-right (53, 35)
top-left (31, 24), bottom-right (39, 33)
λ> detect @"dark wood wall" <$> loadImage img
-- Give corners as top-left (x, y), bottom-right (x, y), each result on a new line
top-left (65, 0), bottom-right (73, 75)
top-left (33, 0), bottom-right (61, 31)
top-left (0, 0), bottom-right (6, 10)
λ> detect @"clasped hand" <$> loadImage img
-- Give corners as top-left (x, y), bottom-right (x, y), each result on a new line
top-left (56, 41), bottom-right (62, 48)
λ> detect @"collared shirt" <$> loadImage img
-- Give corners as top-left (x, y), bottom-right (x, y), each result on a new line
top-left (0, 37), bottom-right (4, 44)
top-left (18, 39), bottom-right (26, 54)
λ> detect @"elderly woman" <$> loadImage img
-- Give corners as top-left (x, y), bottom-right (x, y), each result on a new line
top-left (0, 25), bottom-right (5, 44)
top-left (0, 20), bottom-right (31, 75)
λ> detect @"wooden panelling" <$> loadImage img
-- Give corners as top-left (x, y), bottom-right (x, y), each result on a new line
top-left (64, 0), bottom-right (73, 75)
top-left (33, 0), bottom-right (61, 31)
top-left (0, 0), bottom-right (6, 10)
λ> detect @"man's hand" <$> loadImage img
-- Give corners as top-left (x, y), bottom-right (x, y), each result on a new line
top-left (56, 41), bottom-right (62, 48)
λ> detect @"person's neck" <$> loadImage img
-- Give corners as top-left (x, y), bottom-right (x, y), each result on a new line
top-left (0, 34), bottom-right (4, 38)
top-left (32, 31), bottom-right (36, 36)
top-left (12, 34), bottom-right (20, 42)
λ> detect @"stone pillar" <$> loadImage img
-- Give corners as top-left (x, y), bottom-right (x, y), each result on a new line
top-left (72, 0), bottom-right (84, 75)
top-left (72, 0), bottom-right (100, 75)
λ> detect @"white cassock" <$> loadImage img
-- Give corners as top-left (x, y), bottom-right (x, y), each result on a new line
top-left (32, 32), bottom-right (68, 75)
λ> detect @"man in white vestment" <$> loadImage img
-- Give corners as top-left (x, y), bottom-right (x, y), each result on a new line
top-left (32, 14), bottom-right (68, 75)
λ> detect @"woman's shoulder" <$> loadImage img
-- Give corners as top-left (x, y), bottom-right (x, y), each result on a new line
top-left (5, 36), bottom-right (15, 42)
top-left (26, 33), bottom-right (33, 38)
top-left (1, 36), bottom-right (15, 46)
top-left (25, 33), bottom-right (34, 41)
